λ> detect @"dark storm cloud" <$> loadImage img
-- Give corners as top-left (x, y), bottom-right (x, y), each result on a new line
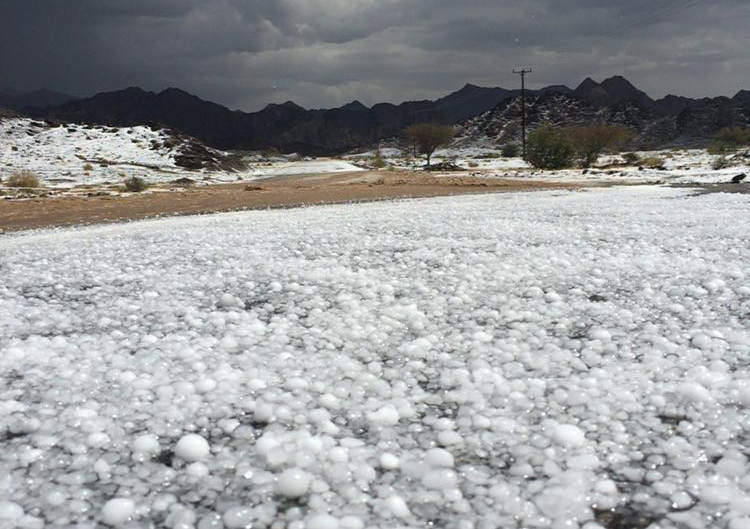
top-left (1, 0), bottom-right (748, 111)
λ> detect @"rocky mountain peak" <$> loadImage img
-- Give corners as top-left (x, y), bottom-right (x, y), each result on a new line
top-left (575, 77), bottom-right (599, 91)
top-left (339, 100), bottom-right (369, 112)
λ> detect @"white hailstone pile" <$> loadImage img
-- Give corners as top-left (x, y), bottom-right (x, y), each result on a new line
top-left (1, 186), bottom-right (749, 529)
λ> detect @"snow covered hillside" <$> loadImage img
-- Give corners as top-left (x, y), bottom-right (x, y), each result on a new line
top-left (2, 188), bottom-right (750, 528)
top-left (0, 118), bottom-right (243, 188)
top-left (0, 118), bottom-right (364, 190)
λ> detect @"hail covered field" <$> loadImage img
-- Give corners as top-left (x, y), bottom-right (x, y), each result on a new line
top-left (1, 187), bottom-right (750, 529)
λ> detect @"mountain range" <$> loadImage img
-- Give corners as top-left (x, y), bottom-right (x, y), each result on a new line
top-left (0, 89), bottom-right (79, 112)
top-left (5, 76), bottom-right (749, 154)
top-left (460, 88), bottom-right (750, 149)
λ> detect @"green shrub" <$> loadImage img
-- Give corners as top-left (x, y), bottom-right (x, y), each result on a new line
top-left (123, 176), bottom-right (148, 192)
top-left (371, 155), bottom-right (387, 169)
top-left (525, 125), bottom-right (573, 169)
top-left (501, 143), bottom-right (520, 158)
top-left (6, 170), bottom-right (42, 188)
top-left (708, 126), bottom-right (750, 154)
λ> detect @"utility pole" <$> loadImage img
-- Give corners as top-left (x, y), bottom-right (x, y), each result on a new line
top-left (513, 68), bottom-right (532, 160)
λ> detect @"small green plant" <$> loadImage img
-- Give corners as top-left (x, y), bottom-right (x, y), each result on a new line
top-left (82, 163), bottom-right (94, 171)
top-left (6, 170), bottom-right (41, 188)
top-left (371, 155), bottom-right (387, 169)
top-left (712, 155), bottom-right (730, 170)
top-left (525, 125), bottom-right (573, 169)
top-left (123, 176), bottom-right (148, 192)
top-left (501, 143), bottom-right (520, 158)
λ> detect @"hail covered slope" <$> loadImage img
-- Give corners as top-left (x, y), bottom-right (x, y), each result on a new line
top-left (0, 119), bottom-right (187, 186)
top-left (1, 187), bottom-right (750, 529)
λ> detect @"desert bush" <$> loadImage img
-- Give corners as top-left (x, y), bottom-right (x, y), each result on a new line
top-left (404, 123), bottom-right (455, 165)
top-left (123, 176), bottom-right (148, 192)
top-left (371, 155), bottom-right (387, 169)
top-left (639, 156), bottom-right (665, 169)
top-left (6, 170), bottom-right (41, 188)
top-left (526, 125), bottom-right (574, 169)
top-left (82, 163), bottom-right (94, 171)
top-left (262, 147), bottom-right (281, 157)
top-left (712, 155), bottom-right (730, 170)
top-left (501, 143), bottom-right (520, 158)
top-left (563, 124), bottom-right (634, 168)
top-left (708, 126), bottom-right (750, 154)
top-left (468, 161), bottom-right (479, 168)
top-left (622, 152), bottom-right (640, 165)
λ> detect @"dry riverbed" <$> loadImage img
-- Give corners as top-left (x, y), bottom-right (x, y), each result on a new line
top-left (0, 170), bottom-right (581, 232)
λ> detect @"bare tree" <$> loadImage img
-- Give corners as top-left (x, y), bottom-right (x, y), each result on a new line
top-left (404, 123), bottom-right (455, 166)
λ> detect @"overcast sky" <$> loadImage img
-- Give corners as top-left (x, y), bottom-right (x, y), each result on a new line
top-left (1, 0), bottom-right (748, 111)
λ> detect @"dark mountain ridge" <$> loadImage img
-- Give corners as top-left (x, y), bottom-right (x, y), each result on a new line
top-left (22, 77), bottom-right (749, 154)
top-left (461, 89), bottom-right (750, 149)
top-left (0, 89), bottom-right (80, 111)
top-left (573, 75), bottom-right (657, 110)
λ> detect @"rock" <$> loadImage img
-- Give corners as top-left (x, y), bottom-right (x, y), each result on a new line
top-left (731, 173), bottom-right (746, 184)
top-left (424, 162), bottom-right (463, 172)
top-left (171, 177), bottom-right (195, 186)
